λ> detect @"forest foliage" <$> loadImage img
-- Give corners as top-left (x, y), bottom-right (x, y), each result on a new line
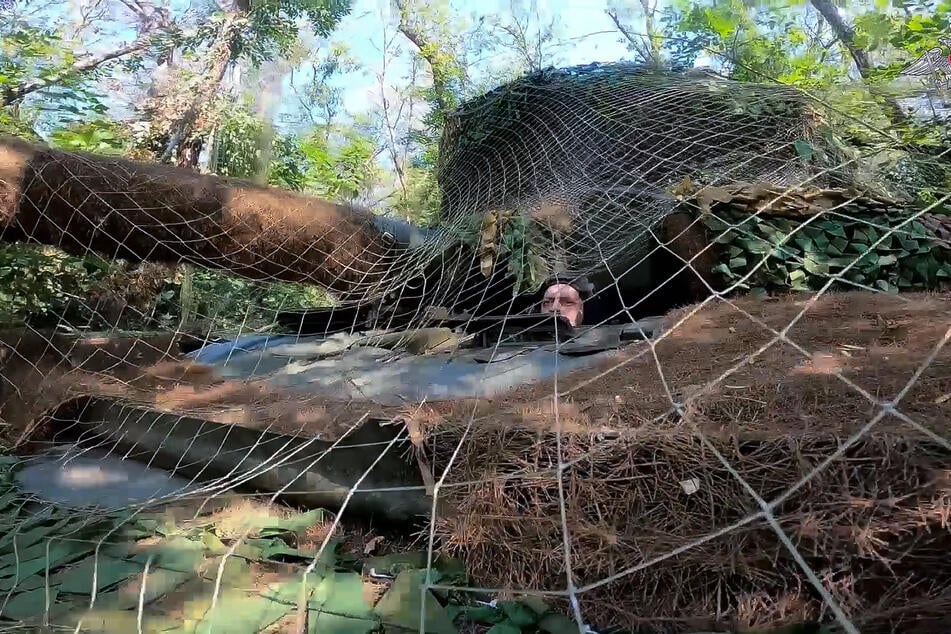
top-left (0, 0), bottom-right (948, 332)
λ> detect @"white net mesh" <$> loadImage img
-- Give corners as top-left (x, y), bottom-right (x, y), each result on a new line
top-left (0, 57), bottom-right (949, 634)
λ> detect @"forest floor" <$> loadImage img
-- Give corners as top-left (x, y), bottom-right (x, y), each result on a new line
top-left (0, 290), bottom-right (948, 633)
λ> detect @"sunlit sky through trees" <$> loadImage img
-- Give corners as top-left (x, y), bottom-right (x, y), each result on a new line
top-left (27, 0), bottom-right (731, 135)
top-left (6, 0), bottom-right (945, 213)
top-left (328, 0), bottom-right (642, 118)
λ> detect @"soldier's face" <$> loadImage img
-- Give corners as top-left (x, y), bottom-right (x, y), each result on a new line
top-left (541, 283), bottom-right (583, 326)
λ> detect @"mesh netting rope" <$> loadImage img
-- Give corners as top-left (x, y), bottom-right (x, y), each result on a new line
top-left (0, 62), bottom-right (948, 634)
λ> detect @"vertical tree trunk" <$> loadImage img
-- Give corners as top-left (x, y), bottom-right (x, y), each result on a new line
top-left (159, 7), bottom-right (244, 164)
top-left (808, 0), bottom-right (908, 124)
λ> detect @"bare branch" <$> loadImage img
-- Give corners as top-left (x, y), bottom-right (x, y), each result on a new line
top-left (808, 0), bottom-right (871, 78)
top-left (378, 20), bottom-right (409, 209)
top-left (159, 8), bottom-right (244, 165)
top-left (606, 9), bottom-right (657, 68)
top-left (808, 0), bottom-right (908, 125)
top-left (393, 0), bottom-right (455, 114)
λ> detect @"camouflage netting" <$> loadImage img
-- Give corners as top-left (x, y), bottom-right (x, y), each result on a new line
top-left (1, 64), bottom-right (947, 317)
top-left (0, 61), bottom-right (950, 634)
top-left (436, 64), bottom-right (837, 289)
top-left (2, 291), bottom-right (947, 633)
top-left (433, 63), bottom-right (949, 299)
top-left (422, 290), bottom-right (951, 634)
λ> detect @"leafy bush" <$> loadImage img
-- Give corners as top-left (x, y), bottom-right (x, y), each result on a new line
top-left (168, 268), bottom-right (331, 332)
top-left (0, 242), bottom-right (330, 332)
top-left (49, 119), bottom-right (130, 155)
top-left (703, 210), bottom-right (951, 294)
top-left (0, 245), bottom-right (100, 324)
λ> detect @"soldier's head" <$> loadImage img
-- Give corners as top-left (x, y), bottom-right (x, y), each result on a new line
top-left (540, 276), bottom-right (591, 327)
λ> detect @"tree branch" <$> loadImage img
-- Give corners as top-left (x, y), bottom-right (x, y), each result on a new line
top-left (0, 135), bottom-right (401, 297)
top-left (809, 0), bottom-right (909, 126)
top-left (606, 9), bottom-right (659, 68)
top-left (159, 10), bottom-right (242, 165)
top-left (393, 0), bottom-right (454, 115)
top-left (808, 0), bottom-right (871, 78)
top-left (1, 39), bottom-right (151, 106)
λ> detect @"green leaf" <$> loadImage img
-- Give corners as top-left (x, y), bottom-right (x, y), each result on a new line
top-left (199, 554), bottom-right (252, 586)
top-left (487, 622), bottom-right (523, 634)
top-left (702, 216), bottom-right (729, 232)
top-left (794, 236), bottom-right (816, 253)
top-left (95, 567), bottom-right (193, 610)
top-left (728, 256), bottom-right (747, 270)
top-left (365, 552), bottom-right (429, 576)
top-left (0, 455), bottom-right (21, 471)
top-left (819, 221), bottom-right (847, 238)
top-left (56, 556), bottom-right (144, 594)
top-left (0, 541), bottom-right (95, 581)
top-left (132, 536), bottom-right (207, 572)
top-left (236, 537), bottom-right (298, 560)
top-left (1, 586), bottom-right (57, 620)
top-left (793, 139), bottom-right (814, 160)
top-left (539, 613), bottom-right (581, 634)
top-left (0, 512), bottom-right (63, 551)
top-left (877, 254), bottom-right (898, 266)
top-left (258, 509), bottom-right (325, 537)
top-left (499, 601), bottom-right (539, 627)
top-left (363, 552), bottom-right (464, 582)
top-left (713, 231), bottom-right (734, 244)
top-left (310, 572), bottom-right (375, 620)
top-left (828, 236), bottom-right (849, 254)
top-left (373, 570), bottom-right (457, 634)
top-left (0, 570), bottom-right (47, 593)
top-left (739, 237), bottom-right (772, 254)
top-left (194, 588), bottom-right (294, 634)
top-left (460, 605), bottom-right (506, 624)
top-left (803, 257), bottom-right (828, 275)
top-left (517, 595), bottom-right (550, 617)
top-left (199, 531), bottom-right (228, 555)
top-left (875, 279), bottom-right (899, 294)
top-left (307, 612), bottom-right (378, 634)
top-left (827, 257), bottom-right (858, 268)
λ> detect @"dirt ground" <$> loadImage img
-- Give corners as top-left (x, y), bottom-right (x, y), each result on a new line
top-left (1, 290), bottom-right (949, 632)
top-left (420, 290), bottom-right (951, 633)
top-left (6, 289), bottom-right (948, 445)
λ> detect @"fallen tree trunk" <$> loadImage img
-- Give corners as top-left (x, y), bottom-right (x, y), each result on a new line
top-left (0, 135), bottom-right (403, 298)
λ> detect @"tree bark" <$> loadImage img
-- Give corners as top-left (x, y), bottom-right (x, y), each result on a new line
top-left (0, 135), bottom-right (401, 298)
top-left (159, 9), bottom-right (241, 164)
top-left (607, 7), bottom-right (662, 69)
top-left (808, 0), bottom-right (871, 78)
top-left (394, 0), bottom-right (455, 116)
top-left (809, 0), bottom-right (908, 124)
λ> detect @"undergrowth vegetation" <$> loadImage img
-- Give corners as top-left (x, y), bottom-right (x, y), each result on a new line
top-left (704, 208), bottom-right (951, 294)
top-left (0, 458), bottom-right (586, 634)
